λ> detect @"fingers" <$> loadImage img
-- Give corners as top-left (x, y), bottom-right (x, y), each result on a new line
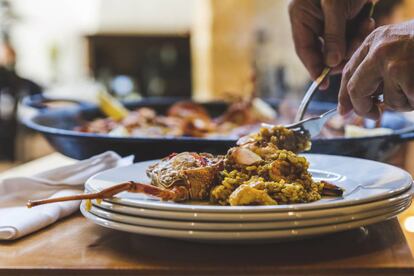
top-left (338, 42), bottom-right (370, 115)
top-left (289, 0), bottom-right (371, 83)
top-left (346, 55), bottom-right (383, 119)
top-left (294, 25), bottom-right (325, 81)
top-left (321, 0), bottom-right (346, 67)
top-left (340, 45), bottom-right (414, 118)
top-left (289, 0), bottom-right (325, 80)
top-left (338, 20), bottom-right (414, 119)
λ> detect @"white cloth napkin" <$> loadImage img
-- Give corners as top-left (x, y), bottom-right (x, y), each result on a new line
top-left (0, 151), bottom-right (133, 240)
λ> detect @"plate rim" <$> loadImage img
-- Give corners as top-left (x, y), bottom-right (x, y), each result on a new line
top-left (80, 203), bottom-right (409, 241)
top-left (88, 186), bottom-right (414, 222)
top-left (86, 200), bottom-right (410, 231)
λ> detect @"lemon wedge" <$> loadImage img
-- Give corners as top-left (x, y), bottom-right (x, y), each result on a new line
top-left (98, 90), bottom-right (129, 121)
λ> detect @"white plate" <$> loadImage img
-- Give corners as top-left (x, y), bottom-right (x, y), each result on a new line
top-left (88, 187), bottom-right (414, 222)
top-left (87, 200), bottom-right (410, 231)
top-left (80, 203), bottom-right (410, 242)
top-left (85, 154), bottom-right (412, 213)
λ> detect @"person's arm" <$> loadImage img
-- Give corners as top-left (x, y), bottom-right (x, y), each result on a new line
top-left (338, 20), bottom-right (414, 119)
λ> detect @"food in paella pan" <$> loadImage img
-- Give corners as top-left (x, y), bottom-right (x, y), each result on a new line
top-left (76, 95), bottom-right (397, 139)
top-left (76, 97), bottom-right (279, 139)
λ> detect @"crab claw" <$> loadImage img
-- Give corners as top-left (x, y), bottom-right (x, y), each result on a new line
top-left (321, 181), bottom-right (344, 197)
top-left (26, 181), bottom-right (188, 208)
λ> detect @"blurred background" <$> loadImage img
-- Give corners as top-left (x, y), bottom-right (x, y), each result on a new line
top-left (0, 0), bottom-right (413, 170)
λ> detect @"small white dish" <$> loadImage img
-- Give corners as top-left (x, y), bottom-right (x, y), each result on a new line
top-left (85, 154), bottom-right (412, 213)
top-left (80, 203), bottom-right (409, 242)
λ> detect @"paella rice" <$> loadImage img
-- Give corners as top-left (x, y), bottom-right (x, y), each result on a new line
top-left (210, 126), bottom-right (331, 206)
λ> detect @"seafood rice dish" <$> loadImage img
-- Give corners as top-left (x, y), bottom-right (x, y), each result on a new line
top-left (144, 126), bottom-right (343, 206)
top-left (27, 125), bottom-right (344, 209)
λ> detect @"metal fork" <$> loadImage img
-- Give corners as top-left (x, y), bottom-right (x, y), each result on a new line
top-left (285, 67), bottom-right (334, 138)
top-left (257, 108), bottom-right (337, 139)
top-left (294, 67), bottom-right (331, 122)
top-left (285, 108), bottom-right (337, 138)
top-left (237, 108), bottom-right (337, 145)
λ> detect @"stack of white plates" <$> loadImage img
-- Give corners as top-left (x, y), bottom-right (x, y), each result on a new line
top-left (81, 154), bottom-right (413, 242)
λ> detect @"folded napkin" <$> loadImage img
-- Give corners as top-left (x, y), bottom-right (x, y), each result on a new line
top-left (0, 151), bottom-right (133, 240)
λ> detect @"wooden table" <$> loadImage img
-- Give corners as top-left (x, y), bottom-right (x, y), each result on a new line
top-left (1, 153), bottom-right (414, 275)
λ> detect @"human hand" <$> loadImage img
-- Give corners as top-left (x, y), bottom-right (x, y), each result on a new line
top-left (288, 0), bottom-right (374, 86)
top-left (338, 20), bottom-right (414, 119)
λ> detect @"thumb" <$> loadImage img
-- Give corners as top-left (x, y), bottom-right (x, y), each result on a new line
top-left (321, 0), bottom-right (346, 67)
